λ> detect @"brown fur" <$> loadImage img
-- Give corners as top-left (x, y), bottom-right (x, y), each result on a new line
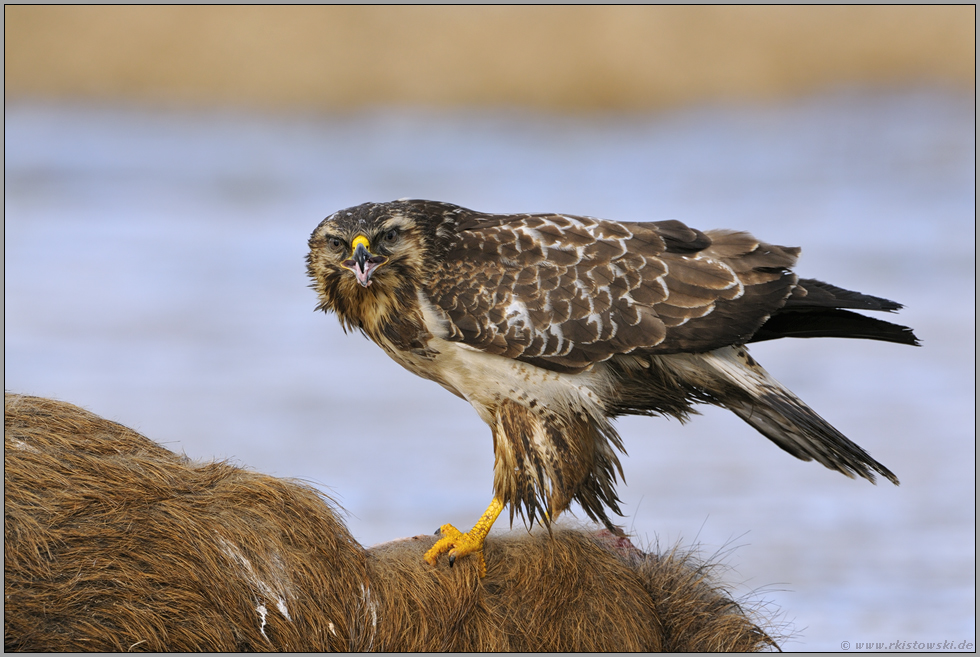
top-left (5, 393), bottom-right (778, 652)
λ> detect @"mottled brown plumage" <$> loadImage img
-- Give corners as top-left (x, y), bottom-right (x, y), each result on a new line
top-left (307, 199), bottom-right (918, 563)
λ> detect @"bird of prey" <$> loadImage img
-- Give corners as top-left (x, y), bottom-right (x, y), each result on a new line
top-left (307, 199), bottom-right (918, 576)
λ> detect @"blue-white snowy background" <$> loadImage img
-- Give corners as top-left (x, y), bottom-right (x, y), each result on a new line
top-left (4, 90), bottom-right (975, 649)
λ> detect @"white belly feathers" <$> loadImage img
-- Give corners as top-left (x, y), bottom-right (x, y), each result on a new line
top-left (375, 291), bottom-right (611, 426)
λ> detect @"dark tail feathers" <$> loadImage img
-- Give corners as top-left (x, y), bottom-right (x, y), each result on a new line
top-left (698, 346), bottom-right (900, 485)
top-left (727, 391), bottom-right (900, 486)
top-left (750, 278), bottom-right (920, 346)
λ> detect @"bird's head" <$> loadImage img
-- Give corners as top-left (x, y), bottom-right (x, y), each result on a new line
top-left (307, 200), bottom-right (441, 325)
top-left (317, 229), bottom-right (394, 289)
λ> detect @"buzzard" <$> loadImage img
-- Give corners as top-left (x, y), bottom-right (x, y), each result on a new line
top-left (307, 199), bottom-right (918, 576)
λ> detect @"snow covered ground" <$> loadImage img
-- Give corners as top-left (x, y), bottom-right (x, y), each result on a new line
top-left (5, 90), bottom-right (974, 649)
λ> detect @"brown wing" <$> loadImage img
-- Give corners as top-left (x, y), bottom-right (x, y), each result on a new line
top-left (425, 211), bottom-right (800, 373)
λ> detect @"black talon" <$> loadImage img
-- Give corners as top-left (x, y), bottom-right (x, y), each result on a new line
top-left (434, 527), bottom-right (441, 535)
top-left (448, 554), bottom-right (456, 568)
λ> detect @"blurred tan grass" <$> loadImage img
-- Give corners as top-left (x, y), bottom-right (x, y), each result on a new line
top-left (4, 6), bottom-right (975, 110)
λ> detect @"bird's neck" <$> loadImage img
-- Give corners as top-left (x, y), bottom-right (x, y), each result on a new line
top-left (338, 282), bottom-right (433, 356)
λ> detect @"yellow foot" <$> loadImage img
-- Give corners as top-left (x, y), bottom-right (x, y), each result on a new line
top-left (424, 523), bottom-right (489, 576)
top-left (423, 497), bottom-right (504, 578)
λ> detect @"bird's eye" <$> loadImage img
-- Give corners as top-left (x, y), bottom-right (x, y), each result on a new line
top-left (384, 229), bottom-right (398, 243)
top-left (329, 237), bottom-right (343, 249)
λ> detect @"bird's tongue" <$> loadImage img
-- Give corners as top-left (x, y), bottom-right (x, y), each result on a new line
top-left (353, 261), bottom-right (374, 287)
top-left (349, 255), bottom-right (388, 288)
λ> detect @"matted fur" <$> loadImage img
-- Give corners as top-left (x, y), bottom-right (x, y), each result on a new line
top-left (4, 393), bottom-right (777, 652)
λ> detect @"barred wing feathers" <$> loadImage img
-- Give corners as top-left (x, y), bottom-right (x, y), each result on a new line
top-left (426, 212), bottom-right (800, 373)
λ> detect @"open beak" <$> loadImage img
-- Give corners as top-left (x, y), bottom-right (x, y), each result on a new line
top-left (342, 235), bottom-right (388, 287)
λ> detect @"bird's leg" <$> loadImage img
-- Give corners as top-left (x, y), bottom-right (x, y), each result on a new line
top-left (423, 497), bottom-right (504, 578)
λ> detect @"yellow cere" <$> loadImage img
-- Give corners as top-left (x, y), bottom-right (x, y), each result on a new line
top-left (351, 234), bottom-right (371, 253)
